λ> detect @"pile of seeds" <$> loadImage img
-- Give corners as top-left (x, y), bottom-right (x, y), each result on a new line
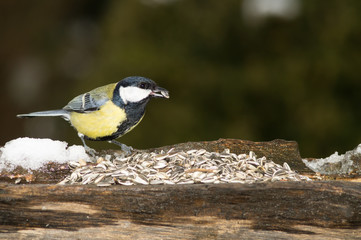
top-left (58, 148), bottom-right (311, 186)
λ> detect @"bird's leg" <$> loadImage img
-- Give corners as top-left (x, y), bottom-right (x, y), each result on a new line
top-left (78, 133), bottom-right (96, 157)
top-left (109, 140), bottom-right (133, 155)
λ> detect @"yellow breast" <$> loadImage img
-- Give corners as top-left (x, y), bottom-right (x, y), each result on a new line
top-left (70, 101), bottom-right (126, 139)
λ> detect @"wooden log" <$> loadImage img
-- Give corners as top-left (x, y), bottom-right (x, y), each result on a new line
top-left (149, 138), bottom-right (309, 172)
top-left (0, 182), bottom-right (360, 239)
top-left (1, 138), bottom-right (310, 184)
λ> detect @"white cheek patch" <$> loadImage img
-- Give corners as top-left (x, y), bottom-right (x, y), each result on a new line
top-left (119, 86), bottom-right (151, 104)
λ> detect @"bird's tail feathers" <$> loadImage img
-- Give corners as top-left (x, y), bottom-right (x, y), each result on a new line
top-left (17, 110), bottom-right (69, 119)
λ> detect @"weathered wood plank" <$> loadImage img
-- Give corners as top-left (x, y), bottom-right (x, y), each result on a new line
top-left (149, 138), bottom-right (307, 172)
top-left (1, 138), bottom-right (310, 184)
top-left (1, 182), bottom-right (360, 239)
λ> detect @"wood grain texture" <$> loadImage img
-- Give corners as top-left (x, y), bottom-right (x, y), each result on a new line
top-left (1, 182), bottom-right (360, 239)
top-left (149, 138), bottom-right (304, 169)
top-left (1, 138), bottom-right (309, 184)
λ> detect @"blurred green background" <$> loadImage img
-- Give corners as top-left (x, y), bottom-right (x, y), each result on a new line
top-left (1, 0), bottom-right (361, 158)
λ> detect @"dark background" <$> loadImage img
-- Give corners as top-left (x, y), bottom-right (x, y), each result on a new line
top-left (1, 0), bottom-right (361, 158)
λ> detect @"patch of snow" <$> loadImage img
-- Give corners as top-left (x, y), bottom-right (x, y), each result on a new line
top-left (302, 144), bottom-right (361, 174)
top-left (0, 137), bottom-right (89, 171)
top-left (355, 144), bottom-right (361, 154)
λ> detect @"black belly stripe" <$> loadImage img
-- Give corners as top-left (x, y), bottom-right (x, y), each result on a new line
top-left (88, 110), bottom-right (146, 142)
top-left (90, 115), bottom-right (143, 141)
top-left (85, 94), bottom-right (149, 142)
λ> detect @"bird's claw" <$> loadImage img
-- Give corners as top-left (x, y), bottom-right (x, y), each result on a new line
top-left (109, 140), bottom-right (133, 156)
top-left (84, 146), bottom-right (97, 157)
top-left (120, 144), bottom-right (133, 156)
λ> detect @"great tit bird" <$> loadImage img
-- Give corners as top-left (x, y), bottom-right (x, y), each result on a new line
top-left (17, 76), bottom-right (169, 155)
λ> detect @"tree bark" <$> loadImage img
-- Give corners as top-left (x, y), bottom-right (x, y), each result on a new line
top-left (0, 138), bottom-right (310, 184)
top-left (0, 182), bottom-right (360, 239)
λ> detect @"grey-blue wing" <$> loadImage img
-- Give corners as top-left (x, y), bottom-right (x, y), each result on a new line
top-left (63, 91), bottom-right (109, 113)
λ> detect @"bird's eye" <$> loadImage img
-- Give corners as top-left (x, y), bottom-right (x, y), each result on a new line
top-left (139, 83), bottom-right (149, 89)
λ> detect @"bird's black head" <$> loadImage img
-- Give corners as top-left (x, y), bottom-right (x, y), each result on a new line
top-left (113, 76), bottom-right (169, 105)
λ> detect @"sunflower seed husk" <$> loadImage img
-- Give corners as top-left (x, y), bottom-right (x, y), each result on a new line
top-left (58, 148), bottom-right (311, 186)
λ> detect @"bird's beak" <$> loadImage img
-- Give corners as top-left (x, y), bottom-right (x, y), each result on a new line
top-left (151, 86), bottom-right (169, 98)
